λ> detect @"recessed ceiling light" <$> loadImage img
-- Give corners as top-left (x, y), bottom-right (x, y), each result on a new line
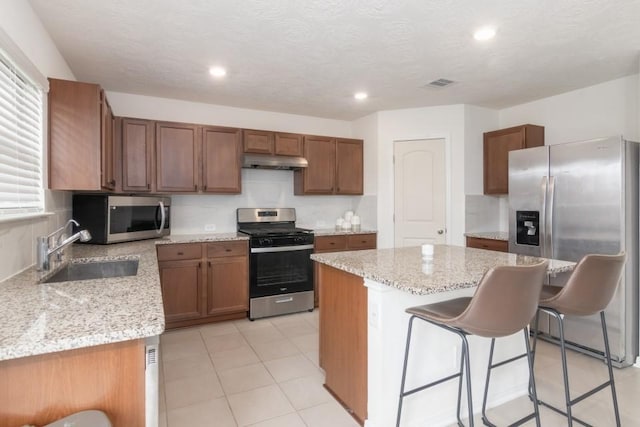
top-left (354, 92), bottom-right (368, 100)
top-left (473, 26), bottom-right (496, 41)
top-left (209, 66), bottom-right (227, 78)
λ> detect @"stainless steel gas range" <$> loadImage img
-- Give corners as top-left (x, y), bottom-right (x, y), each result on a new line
top-left (237, 208), bottom-right (314, 320)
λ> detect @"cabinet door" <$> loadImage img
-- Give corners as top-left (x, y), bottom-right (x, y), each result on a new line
top-left (158, 260), bottom-right (203, 322)
top-left (243, 129), bottom-right (274, 154)
top-left (156, 122), bottom-right (199, 192)
top-left (206, 255), bottom-right (248, 316)
top-left (295, 136), bottom-right (336, 194)
top-left (335, 138), bottom-right (363, 195)
top-left (483, 128), bottom-right (525, 194)
top-left (100, 92), bottom-right (116, 190)
top-left (483, 124), bottom-right (544, 194)
top-left (122, 118), bottom-right (154, 192)
top-left (202, 126), bottom-right (242, 193)
top-left (48, 78), bottom-right (102, 190)
top-left (275, 133), bottom-right (303, 156)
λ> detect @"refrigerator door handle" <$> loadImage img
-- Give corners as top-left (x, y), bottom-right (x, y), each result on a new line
top-left (540, 176), bottom-right (548, 258)
top-left (547, 176), bottom-right (556, 260)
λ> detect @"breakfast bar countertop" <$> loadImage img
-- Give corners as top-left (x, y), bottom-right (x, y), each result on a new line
top-left (311, 244), bottom-right (575, 295)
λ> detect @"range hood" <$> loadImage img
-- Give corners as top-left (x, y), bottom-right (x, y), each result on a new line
top-left (242, 153), bottom-right (308, 170)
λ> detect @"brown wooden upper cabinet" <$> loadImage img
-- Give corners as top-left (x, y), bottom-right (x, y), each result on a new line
top-left (121, 118), bottom-right (154, 192)
top-left (243, 129), bottom-right (304, 157)
top-left (202, 126), bottom-right (242, 193)
top-left (483, 124), bottom-right (544, 194)
top-left (294, 136), bottom-right (363, 195)
top-left (48, 78), bottom-right (116, 191)
top-left (155, 121), bottom-right (200, 192)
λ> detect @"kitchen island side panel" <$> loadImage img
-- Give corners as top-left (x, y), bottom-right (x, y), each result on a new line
top-left (318, 264), bottom-right (367, 424)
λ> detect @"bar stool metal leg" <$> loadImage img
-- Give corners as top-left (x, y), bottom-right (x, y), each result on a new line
top-left (481, 328), bottom-right (541, 427)
top-left (601, 312), bottom-right (621, 427)
top-left (396, 316), bottom-right (474, 427)
top-left (535, 309), bottom-right (621, 427)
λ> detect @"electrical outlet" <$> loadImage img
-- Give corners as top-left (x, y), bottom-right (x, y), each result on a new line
top-left (204, 224), bottom-right (216, 232)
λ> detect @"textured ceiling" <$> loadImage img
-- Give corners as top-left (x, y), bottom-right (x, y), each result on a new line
top-left (29, 0), bottom-right (640, 120)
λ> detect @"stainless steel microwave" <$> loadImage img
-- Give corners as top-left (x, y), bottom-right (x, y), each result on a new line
top-left (72, 195), bottom-right (171, 244)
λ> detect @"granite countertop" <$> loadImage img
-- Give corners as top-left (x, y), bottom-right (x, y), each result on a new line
top-left (313, 228), bottom-right (377, 236)
top-left (464, 231), bottom-right (509, 241)
top-left (311, 244), bottom-right (575, 296)
top-left (156, 232), bottom-right (249, 244)
top-left (0, 232), bottom-right (248, 362)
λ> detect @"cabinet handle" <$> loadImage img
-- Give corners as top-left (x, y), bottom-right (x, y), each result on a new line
top-left (208, 261), bottom-right (211, 267)
top-left (330, 242), bottom-right (335, 245)
top-left (177, 251), bottom-right (184, 255)
top-left (198, 262), bottom-right (202, 268)
top-left (146, 184), bottom-right (151, 189)
top-left (225, 248), bottom-right (232, 252)
top-left (203, 185), bottom-right (207, 191)
top-left (109, 180), bottom-right (116, 186)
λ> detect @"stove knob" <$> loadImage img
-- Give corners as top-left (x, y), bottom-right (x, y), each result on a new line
top-left (260, 238), bottom-right (273, 246)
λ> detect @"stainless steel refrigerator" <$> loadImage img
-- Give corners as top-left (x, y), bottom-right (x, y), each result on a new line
top-left (508, 136), bottom-right (639, 367)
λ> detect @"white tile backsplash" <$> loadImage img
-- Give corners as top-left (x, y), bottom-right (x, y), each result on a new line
top-left (170, 169), bottom-right (376, 234)
top-left (465, 194), bottom-right (507, 232)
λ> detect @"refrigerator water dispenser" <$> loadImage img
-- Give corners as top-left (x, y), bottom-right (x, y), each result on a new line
top-left (516, 211), bottom-right (539, 246)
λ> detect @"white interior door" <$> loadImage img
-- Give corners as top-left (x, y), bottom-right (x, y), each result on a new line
top-left (394, 139), bottom-right (446, 247)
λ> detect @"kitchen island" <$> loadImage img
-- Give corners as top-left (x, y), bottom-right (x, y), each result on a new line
top-left (311, 244), bottom-right (574, 427)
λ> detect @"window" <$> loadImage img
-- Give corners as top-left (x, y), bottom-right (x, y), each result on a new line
top-left (0, 46), bottom-right (44, 215)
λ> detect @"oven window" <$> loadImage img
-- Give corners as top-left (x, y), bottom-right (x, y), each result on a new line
top-left (250, 249), bottom-right (313, 297)
top-left (110, 205), bottom-right (170, 234)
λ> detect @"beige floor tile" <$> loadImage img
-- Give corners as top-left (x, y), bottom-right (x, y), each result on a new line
top-left (251, 338), bottom-right (301, 362)
top-left (298, 400), bottom-right (361, 427)
top-left (200, 321), bottom-right (240, 338)
top-left (161, 338), bottom-right (208, 362)
top-left (268, 312), bottom-right (310, 326)
top-left (161, 328), bottom-right (203, 346)
top-left (241, 324), bottom-right (286, 345)
top-left (247, 412), bottom-right (306, 427)
top-left (218, 362), bottom-right (276, 395)
top-left (264, 354), bottom-right (319, 383)
top-left (234, 317), bottom-right (274, 331)
top-left (304, 350), bottom-right (320, 368)
top-left (211, 344), bottom-right (261, 372)
top-left (164, 371), bottom-right (224, 410)
top-left (163, 353), bottom-right (215, 382)
top-left (227, 384), bottom-right (295, 426)
top-left (167, 396), bottom-right (237, 427)
top-left (279, 375), bottom-right (332, 410)
top-left (204, 332), bottom-right (250, 355)
top-left (290, 333), bottom-right (319, 352)
top-left (275, 320), bottom-right (317, 338)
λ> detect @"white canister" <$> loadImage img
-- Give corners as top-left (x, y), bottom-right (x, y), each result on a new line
top-left (336, 217), bottom-right (344, 231)
top-left (344, 211), bottom-right (354, 222)
top-left (421, 244), bottom-right (434, 260)
top-left (341, 221), bottom-right (352, 230)
top-left (351, 215), bottom-right (361, 231)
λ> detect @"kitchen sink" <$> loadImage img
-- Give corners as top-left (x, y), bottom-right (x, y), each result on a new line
top-left (42, 259), bottom-right (139, 284)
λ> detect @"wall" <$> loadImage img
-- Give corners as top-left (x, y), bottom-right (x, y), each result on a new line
top-left (0, 0), bottom-right (75, 281)
top-left (351, 113), bottom-right (380, 231)
top-left (375, 105), bottom-right (467, 248)
top-left (500, 74), bottom-right (639, 144)
top-left (106, 92), bottom-right (371, 232)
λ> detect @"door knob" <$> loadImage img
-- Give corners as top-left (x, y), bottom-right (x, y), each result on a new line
top-left (437, 229), bottom-right (444, 235)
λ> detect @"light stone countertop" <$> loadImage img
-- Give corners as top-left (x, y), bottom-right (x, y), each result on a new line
top-left (0, 232), bottom-right (249, 362)
top-left (313, 228), bottom-right (377, 236)
top-left (465, 231), bottom-right (509, 241)
top-left (311, 244), bottom-right (575, 295)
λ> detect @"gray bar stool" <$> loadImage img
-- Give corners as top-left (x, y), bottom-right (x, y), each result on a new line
top-left (531, 252), bottom-right (625, 427)
top-left (396, 260), bottom-right (549, 427)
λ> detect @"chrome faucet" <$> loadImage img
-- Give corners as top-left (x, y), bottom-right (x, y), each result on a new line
top-left (37, 219), bottom-right (92, 271)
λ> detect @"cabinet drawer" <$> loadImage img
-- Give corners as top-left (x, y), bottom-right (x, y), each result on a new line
top-left (207, 241), bottom-right (248, 258)
top-left (157, 243), bottom-right (202, 261)
top-left (314, 235), bottom-right (348, 252)
top-left (466, 237), bottom-right (508, 253)
top-left (347, 233), bottom-right (377, 250)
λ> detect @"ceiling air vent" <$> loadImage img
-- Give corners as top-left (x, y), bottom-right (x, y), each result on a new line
top-left (424, 78), bottom-right (456, 89)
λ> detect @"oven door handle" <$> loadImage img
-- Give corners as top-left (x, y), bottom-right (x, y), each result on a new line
top-left (251, 244), bottom-right (314, 253)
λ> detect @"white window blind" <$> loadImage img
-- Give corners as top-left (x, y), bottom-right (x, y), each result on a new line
top-left (0, 46), bottom-right (44, 215)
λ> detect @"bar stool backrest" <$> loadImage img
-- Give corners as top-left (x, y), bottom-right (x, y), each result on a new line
top-left (449, 261), bottom-right (549, 338)
top-left (540, 253), bottom-right (626, 316)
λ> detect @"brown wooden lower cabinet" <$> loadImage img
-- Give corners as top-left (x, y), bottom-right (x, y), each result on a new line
top-left (314, 233), bottom-right (377, 307)
top-left (465, 236), bottom-right (508, 252)
top-left (0, 339), bottom-right (145, 426)
top-left (157, 241), bottom-right (249, 329)
top-left (318, 264), bottom-right (367, 424)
